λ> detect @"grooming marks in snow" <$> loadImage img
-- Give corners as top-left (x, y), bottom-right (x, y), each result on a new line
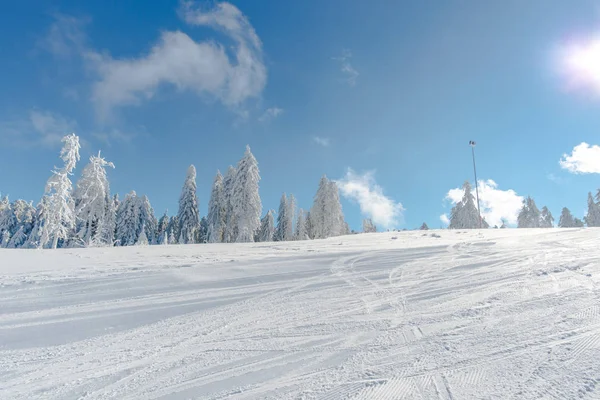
top-left (1, 229), bottom-right (600, 399)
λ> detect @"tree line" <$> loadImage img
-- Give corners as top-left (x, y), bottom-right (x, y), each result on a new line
top-left (0, 134), bottom-right (349, 249)
top-left (448, 180), bottom-right (592, 229)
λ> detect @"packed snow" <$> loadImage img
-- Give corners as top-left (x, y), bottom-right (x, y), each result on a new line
top-left (1, 229), bottom-right (600, 399)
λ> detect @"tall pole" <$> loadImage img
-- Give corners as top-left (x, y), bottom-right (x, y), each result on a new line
top-left (469, 141), bottom-right (483, 228)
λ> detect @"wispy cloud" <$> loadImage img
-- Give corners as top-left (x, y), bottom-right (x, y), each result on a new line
top-left (442, 179), bottom-right (523, 227)
top-left (0, 110), bottom-right (78, 148)
top-left (312, 136), bottom-right (330, 147)
top-left (92, 128), bottom-right (137, 145)
top-left (258, 107), bottom-right (283, 122)
top-left (37, 14), bottom-right (89, 58)
top-left (41, 2), bottom-right (267, 120)
top-left (336, 169), bottom-right (404, 229)
top-left (547, 172), bottom-right (566, 184)
top-left (560, 142), bottom-right (600, 174)
top-left (333, 50), bottom-right (359, 86)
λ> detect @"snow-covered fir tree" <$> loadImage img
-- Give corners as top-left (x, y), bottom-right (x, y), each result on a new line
top-left (274, 193), bottom-right (293, 241)
top-left (448, 181), bottom-right (480, 229)
top-left (167, 216), bottom-right (180, 244)
top-left (558, 207), bottom-right (575, 228)
top-left (223, 166), bottom-right (237, 243)
top-left (177, 165), bottom-right (200, 244)
top-left (0, 197), bottom-right (17, 246)
top-left (207, 171), bottom-right (226, 243)
top-left (157, 211), bottom-right (170, 245)
top-left (73, 152), bottom-right (115, 247)
top-left (196, 216), bottom-right (208, 243)
top-left (574, 218), bottom-right (585, 227)
top-left (5, 200), bottom-right (36, 248)
top-left (540, 206), bottom-right (554, 228)
top-left (500, 219), bottom-right (507, 229)
top-left (1, 230), bottom-right (10, 247)
top-left (517, 196), bottom-right (541, 228)
top-left (419, 222), bottom-right (429, 231)
top-left (363, 218), bottom-right (377, 233)
top-left (138, 195), bottom-right (157, 244)
top-left (585, 192), bottom-right (600, 227)
top-left (295, 209), bottom-right (309, 240)
top-left (8, 226), bottom-right (27, 248)
top-left (135, 223), bottom-right (149, 246)
top-left (115, 191), bottom-right (139, 246)
top-left (231, 146), bottom-right (262, 242)
top-left (257, 210), bottom-right (275, 242)
top-left (309, 176), bottom-right (346, 239)
top-left (39, 134), bottom-right (81, 248)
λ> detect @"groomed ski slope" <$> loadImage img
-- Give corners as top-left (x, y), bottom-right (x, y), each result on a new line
top-left (1, 229), bottom-right (600, 399)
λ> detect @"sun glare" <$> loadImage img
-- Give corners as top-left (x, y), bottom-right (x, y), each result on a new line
top-left (561, 36), bottom-right (600, 92)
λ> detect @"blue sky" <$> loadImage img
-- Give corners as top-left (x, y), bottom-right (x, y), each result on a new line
top-left (3, 1), bottom-right (600, 230)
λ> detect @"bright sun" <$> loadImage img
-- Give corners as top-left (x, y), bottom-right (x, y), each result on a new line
top-left (561, 37), bottom-right (600, 92)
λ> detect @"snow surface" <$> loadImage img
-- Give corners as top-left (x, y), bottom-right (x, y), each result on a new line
top-left (1, 229), bottom-right (600, 399)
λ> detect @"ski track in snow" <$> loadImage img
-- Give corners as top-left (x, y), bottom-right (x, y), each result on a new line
top-left (1, 229), bottom-right (600, 399)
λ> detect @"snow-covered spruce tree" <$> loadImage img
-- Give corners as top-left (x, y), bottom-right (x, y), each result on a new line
top-left (1, 230), bottom-right (10, 247)
top-left (295, 209), bottom-right (309, 240)
top-left (575, 218), bottom-right (585, 227)
top-left (135, 223), bottom-right (149, 246)
top-left (222, 166), bottom-right (237, 243)
top-left (196, 216), bottom-right (208, 243)
top-left (309, 176), bottom-right (346, 239)
top-left (305, 211), bottom-right (313, 239)
top-left (207, 171), bottom-right (226, 243)
top-left (500, 219), bottom-right (507, 229)
top-left (231, 146), bottom-right (262, 242)
top-left (115, 191), bottom-right (139, 246)
top-left (157, 211), bottom-right (170, 245)
top-left (419, 222), bottom-right (429, 231)
top-left (167, 216), bottom-right (180, 244)
top-left (40, 134), bottom-right (81, 248)
top-left (177, 165), bottom-right (200, 244)
top-left (138, 195), bottom-right (157, 245)
top-left (363, 218), bottom-right (377, 233)
top-left (257, 210), bottom-right (275, 242)
top-left (558, 207), bottom-right (575, 228)
top-left (540, 206), bottom-right (554, 228)
top-left (73, 152), bottom-right (115, 247)
top-left (288, 194), bottom-right (296, 238)
top-left (517, 196), bottom-right (541, 228)
top-left (0, 197), bottom-right (17, 246)
top-left (274, 193), bottom-right (291, 241)
top-left (24, 199), bottom-right (48, 248)
top-left (6, 200), bottom-right (36, 248)
top-left (585, 192), bottom-right (600, 227)
top-left (448, 181), bottom-right (480, 229)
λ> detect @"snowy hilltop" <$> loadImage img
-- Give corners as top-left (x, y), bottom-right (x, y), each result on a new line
top-left (1, 228), bottom-right (599, 399)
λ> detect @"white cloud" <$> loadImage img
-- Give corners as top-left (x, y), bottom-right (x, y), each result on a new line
top-left (336, 169), bottom-right (404, 229)
top-left (258, 107), bottom-right (283, 122)
top-left (38, 14), bottom-right (88, 58)
top-left (442, 179), bottom-right (523, 227)
top-left (560, 142), bottom-right (600, 174)
top-left (44, 2), bottom-right (267, 119)
top-left (440, 214), bottom-right (450, 225)
top-left (92, 128), bottom-right (136, 145)
top-left (312, 136), bottom-right (330, 147)
top-left (333, 50), bottom-right (359, 86)
top-left (0, 110), bottom-right (77, 147)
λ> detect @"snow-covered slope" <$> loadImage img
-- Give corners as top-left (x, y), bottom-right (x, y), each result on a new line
top-left (1, 229), bottom-right (599, 399)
